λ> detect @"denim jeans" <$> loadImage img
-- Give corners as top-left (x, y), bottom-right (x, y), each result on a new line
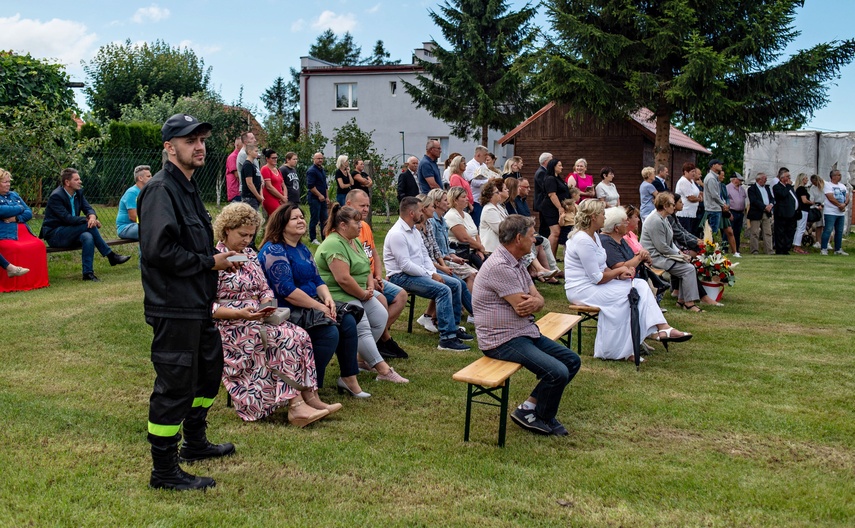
top-left (380, 279), bottom-right (403, 305)
top-left (308, 196), bottom-right (328, 241)
top-left (438, 270), bottom-right (472, 315)
top-left (706, 211), bottom-right (721, 234)
top-left (822, 214), bottom-right (846, 251)
top-left (306, 313), bottom-right (358, 387)
top-left (483, 335), bottom-right (581, 421)
top-left (118, 223), bottom-right (139, 241)
top-left (46, 224), bottom-right (112, 274)
top-left (388, 272), bottom-right (461, 340)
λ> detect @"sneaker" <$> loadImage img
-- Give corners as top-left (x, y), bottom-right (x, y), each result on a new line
top-left (821, 249), bottom-right (828, 255)
top-left (437, 337), bottom-right (469, 351)
top-left (376, 367), bottom-right (409, 383)
top-left (311, 239), bottom-right (321, 245)
top-left (456, 328), bottom-right (474, 341)
top-left (357, 360), bottom-right (377, 373)
top-left (835, 249), bottom-right (849, 256)
top-left (466, 315), bottom-right (475, 324)
top-left (732, 252), bottom-right (742, 258)
top-left (547, 417), bottom-right (569, 437)
top-left (813, 242), bottom-right (821, 249)
top-left (6, 264), bottom-right (29, 277)
top-left (384, 338), bottom-right (409, 359)
top-left (416, 314), bottom-right (439, 333)
top-left (510, 408), bottom-right (553, 435)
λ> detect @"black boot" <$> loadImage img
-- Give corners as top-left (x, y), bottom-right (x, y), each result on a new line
top-left (179, 406), bottom-right (236, 463)
top-left (149, 434), bottom-right (215, 491)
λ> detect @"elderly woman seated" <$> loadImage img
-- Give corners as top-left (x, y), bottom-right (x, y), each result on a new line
top-left (640, 193), bottom-right (706, 312)
top-left (0, 168), bottom-right (48, 292)
top-left (564, 199), bottom-right (692, 361)
top-left (600, 207), bottom-right (670, 297)
top-left (212, 203), bottom-right (337, 428)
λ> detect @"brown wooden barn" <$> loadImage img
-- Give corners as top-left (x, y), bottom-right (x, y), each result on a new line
top-left (499, 102), bottom-right (711, 207)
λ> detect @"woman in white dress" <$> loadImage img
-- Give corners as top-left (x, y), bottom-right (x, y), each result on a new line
top-left (564, 199), bottom-right (691, 361)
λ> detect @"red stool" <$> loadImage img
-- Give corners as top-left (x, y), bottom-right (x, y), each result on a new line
top-left (0, 224), bottom-right (49, 293)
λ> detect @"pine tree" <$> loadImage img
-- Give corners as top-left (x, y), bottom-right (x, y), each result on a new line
top-left (366, 40), bottom-right (400, 65)
top-left (535, 0), bottom-right (855, 167)
top-left (309, 30), bottom-right (362, 65)
top-left (403, 0), bottom-right (540, 145)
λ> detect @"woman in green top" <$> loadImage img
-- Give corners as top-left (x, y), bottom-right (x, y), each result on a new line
top-left (316, 204), bottom-right (409, 383)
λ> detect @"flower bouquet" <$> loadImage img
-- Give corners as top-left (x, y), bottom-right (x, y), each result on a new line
top-left (692, 240), bottom-right (737, 287)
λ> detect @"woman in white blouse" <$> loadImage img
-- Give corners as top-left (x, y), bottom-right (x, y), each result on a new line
top-left (445, 186), bottom-right (486, 268)
top-left (478, 178), bottom-right (509, 254)
top-left (564, 199), bottom-right (691, 361)
top-left (595, 166), bottom-right (621, 207)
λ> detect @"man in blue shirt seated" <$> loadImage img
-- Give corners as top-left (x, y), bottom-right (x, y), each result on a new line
top-left (116, 165), bottom-right (152, 241)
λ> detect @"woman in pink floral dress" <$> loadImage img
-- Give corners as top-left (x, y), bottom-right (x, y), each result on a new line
top-left (212, 203), bottom-right (340, 427)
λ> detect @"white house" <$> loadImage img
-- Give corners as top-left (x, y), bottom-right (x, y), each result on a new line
top-left (299, 42), bottom-right (506, 169)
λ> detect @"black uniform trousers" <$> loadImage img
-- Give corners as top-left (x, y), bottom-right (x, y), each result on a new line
top-left (146, 316), bottom-right (224, 438)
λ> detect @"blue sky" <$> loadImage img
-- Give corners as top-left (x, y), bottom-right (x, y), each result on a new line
top-left (2, 0), bottom-right (853, 131)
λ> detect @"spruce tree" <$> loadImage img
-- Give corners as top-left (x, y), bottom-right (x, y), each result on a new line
top-left (404, 0), bottom-right (540, 145)
top-left (536, 0), bottom-right (855, 167)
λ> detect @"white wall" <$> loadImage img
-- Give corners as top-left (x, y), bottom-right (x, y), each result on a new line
top-left (301, 68), bottom-right (505, 169)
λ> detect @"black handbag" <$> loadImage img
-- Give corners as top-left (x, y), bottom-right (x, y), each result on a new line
top-left (289, 297), bottom-right (365, 330)
top-left (807, 207), bottom-right (822, 223)
top-left (451, 242), bottom-right (472, 261)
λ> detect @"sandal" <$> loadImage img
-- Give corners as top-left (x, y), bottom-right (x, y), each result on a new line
top-left (655, 327), bottom-right (693, 343)
top-left (680, 303), bottom-right (704, 313)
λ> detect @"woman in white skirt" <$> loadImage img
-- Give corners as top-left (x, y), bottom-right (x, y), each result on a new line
top-left (564, 199), bottom-right (692, 361)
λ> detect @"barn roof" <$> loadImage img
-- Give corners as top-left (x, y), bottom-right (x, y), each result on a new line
top-left (498, 102), bottom-right (711, 155)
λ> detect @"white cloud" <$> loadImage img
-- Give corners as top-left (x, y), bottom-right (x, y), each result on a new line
top-left (312, 10), bottom-right (357, 33)
top-left (291, 18), bottom-right (306, 32)
top-left (367, 3), bottom-right (381, 14)
top-left (177, 39), bottom-right (222, 56)
top-left (132, 4), bottom-right (171, 24)
top-left (0, 14), bottom-right (98, 73)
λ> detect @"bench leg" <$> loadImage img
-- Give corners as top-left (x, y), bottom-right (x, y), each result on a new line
top-left (498, 380), bottom-right (510, 448)
top-left (463, 383), bottom-right (474, 442)
top-left (576, 319), bottom-right (583, 356)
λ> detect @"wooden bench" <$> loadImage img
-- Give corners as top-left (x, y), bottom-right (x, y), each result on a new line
top-left (451, 312), bottom-right (581, 447)
top-left (567, 304), bottom-right (601, 356)
top-left (45, 238), bottom-right (137, 254)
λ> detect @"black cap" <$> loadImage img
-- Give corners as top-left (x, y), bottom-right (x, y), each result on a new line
top-left (161, 113), bottom-right (212, 142)
top-left (708, 159), bottom-right (723, 168)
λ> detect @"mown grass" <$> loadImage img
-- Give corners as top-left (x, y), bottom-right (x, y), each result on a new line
top-left (1, 212), bottom-right (853, 527)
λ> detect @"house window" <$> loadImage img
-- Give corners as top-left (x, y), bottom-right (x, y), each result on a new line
top-left (390, 81), bottom-right (397, 96)
top-left (336, 83), bottom-right (358, 109)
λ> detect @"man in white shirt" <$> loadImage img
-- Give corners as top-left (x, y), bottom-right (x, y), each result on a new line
top-left (674, 162), bottom-right (702, 235)
top-left (464, 146), bottom-right (490, 225)
top-left (384, 197), bottom-right (472, 351)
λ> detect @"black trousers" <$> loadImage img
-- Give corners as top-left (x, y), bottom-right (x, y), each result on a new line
top-left (774, 214), bottom-right (797, 254)
top-left (146, 316), bottom-right (224, 438)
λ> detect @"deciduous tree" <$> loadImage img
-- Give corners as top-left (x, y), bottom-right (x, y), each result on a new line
top-left (83, 39), bottom-right (211, 121)
top-left (403, 0), bottom-right (540, 145)
top-left (535, 0), bottom-right (855, 168)
top-left (0, 51), bottom-right (75, 114)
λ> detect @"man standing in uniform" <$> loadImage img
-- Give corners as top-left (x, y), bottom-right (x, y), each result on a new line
top-left (138, 114), bottom-right (238, 491)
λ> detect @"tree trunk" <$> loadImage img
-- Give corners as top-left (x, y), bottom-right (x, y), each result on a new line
top-left (481, 123), bottom-right (489, 147)
top-left (654, 102), bottom-right (672, 173)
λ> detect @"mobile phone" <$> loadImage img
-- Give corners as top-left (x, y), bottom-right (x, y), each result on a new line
top-left (227, 254), bottom-right (248, 263)
top-left (254, 306), bottom-right (277, 316)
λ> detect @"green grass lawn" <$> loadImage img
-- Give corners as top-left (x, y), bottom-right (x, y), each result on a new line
top-left (2, 212), bottom-right (853, 527)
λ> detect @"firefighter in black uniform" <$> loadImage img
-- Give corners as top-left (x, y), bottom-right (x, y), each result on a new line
top-left (138, 114), bottom-right (239, 490)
